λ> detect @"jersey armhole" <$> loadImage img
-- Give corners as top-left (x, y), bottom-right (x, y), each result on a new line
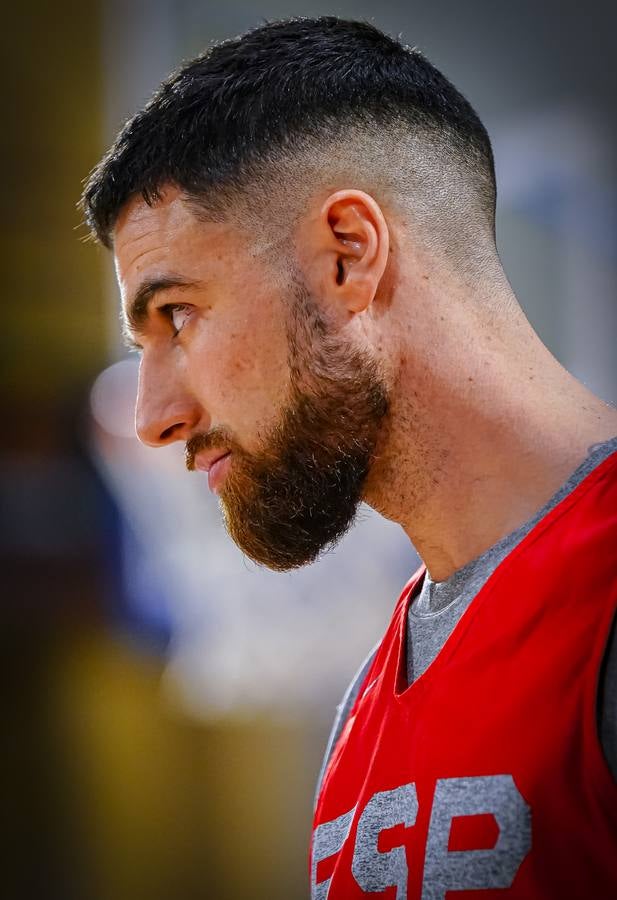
top-left (594, 605), bottom-right (617, 785)
top-left (313, 644), bottom-right (379, 811)
top-left (584, 592), bottom-right (617, 820)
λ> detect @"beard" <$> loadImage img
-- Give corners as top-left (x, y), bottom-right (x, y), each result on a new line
top-left (186, 282), bottom-right (389, 571)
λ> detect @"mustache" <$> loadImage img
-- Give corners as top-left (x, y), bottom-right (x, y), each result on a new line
top-left (185, 428), bottom-right (236, 471)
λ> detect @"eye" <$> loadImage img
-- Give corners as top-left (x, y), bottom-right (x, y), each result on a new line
top-left (165, 304), bottom-right (194, 336)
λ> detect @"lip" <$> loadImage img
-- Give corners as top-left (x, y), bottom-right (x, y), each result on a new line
top-left (193, 449), bottom-right (230, 473)
top-left (193, 449), bottom-right (232, 493)
top-left (207, 453), bottom-right (231, 493)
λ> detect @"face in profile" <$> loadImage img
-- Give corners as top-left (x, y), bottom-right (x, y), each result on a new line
top-left (115, 187), bottom-right (389, 571)
top-left (187, 277), bottom-right (389, 571)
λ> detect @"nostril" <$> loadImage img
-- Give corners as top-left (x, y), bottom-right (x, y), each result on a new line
top-left (160, 422), bottom-right (183, 442)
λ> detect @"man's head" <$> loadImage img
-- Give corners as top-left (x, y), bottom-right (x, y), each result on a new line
top-left (82, 17), bottom-right (500, 570)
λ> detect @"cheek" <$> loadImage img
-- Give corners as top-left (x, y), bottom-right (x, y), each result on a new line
top-left (186, 319), bottom-right (291, 430)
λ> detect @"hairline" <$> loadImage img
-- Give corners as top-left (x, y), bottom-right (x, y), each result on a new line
top-left (103, 117), bottom-right (496, 262)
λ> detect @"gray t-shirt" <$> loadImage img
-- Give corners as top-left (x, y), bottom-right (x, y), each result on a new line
top-left (317, 437), bottom-right (617, 799)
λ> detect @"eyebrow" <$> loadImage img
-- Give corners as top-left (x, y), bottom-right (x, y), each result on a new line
top-left (123, 274), bottom-right (200, 347)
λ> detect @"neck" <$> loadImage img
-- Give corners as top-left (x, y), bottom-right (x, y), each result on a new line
top-left (365, 284), bottom-right (617, 582)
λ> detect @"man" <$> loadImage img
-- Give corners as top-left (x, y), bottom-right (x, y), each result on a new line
top-left (82, 17), bottom-right (617, 898)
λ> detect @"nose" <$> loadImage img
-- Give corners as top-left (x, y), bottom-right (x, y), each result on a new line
top-left (135, 355), bottom-right (203, 447)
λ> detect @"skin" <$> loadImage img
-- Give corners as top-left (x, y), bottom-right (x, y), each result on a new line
top-left (114, 183), bottom-right (617, 581)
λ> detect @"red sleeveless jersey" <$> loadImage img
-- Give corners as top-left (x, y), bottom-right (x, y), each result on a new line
top-left (311, 451), bottom-right (617, 899)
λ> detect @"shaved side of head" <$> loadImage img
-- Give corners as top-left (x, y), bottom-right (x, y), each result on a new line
top-left (82, 17), bottom-right (497, 280)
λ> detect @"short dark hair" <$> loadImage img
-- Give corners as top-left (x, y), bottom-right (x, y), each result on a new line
top-left (82, 17), bottom-right (496, 255)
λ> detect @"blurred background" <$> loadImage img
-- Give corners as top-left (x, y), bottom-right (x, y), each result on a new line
top-left (4, 1), bottom-right (616, 898)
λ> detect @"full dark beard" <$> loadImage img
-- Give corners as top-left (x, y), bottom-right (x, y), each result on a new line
top-left (189, 286), bottom-right (389, 571)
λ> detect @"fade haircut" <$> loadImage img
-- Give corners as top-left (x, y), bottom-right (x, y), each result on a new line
top-left (82, 17), bottom-right (497, 268)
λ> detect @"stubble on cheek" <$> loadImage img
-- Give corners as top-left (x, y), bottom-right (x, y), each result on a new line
top-left (208, 315), bottom-right (292, 452)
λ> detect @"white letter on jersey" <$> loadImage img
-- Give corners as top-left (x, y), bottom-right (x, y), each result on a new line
top-left (351, 783), bottom-right (418, 899)
top-left (422, 775), bottom-right (531, 900)
top-left (311, 807), bottom-right (356, 900)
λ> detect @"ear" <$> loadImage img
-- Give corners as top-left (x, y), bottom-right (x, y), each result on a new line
top-left (310, 190), bottom-right (390, 315)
